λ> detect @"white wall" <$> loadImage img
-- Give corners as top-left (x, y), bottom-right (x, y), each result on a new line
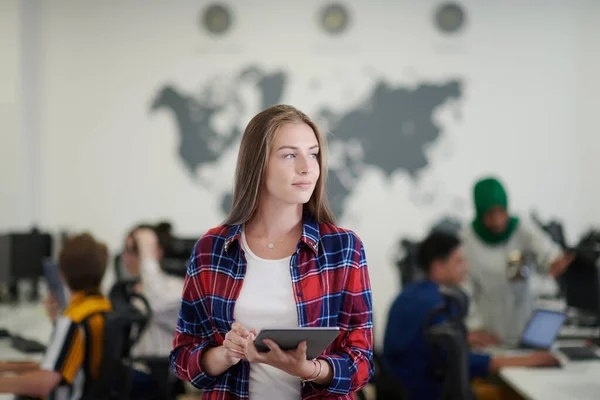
top-left (0, 0), bottom-right (23, 229)
top-left (577, 1), bottom-right (600, 227)
top-left (5, 0), bottom-right (600, 347)
top-left (0, 0), bottom-right (40, 231)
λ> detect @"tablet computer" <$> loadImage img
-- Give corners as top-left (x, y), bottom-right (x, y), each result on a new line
top-left (43, 258), bottom-right (67, 310)
top-left (254, 327), bottom-right (340, 360)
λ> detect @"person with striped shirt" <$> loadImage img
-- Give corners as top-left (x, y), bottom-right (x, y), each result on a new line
top-left (170, 104), bottom-right (374, 399)
top-left (0, 233), bottom-right (112, 400)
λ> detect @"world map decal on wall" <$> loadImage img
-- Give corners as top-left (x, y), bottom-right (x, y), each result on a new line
top-left (150, 66), bottom-right (462, 220)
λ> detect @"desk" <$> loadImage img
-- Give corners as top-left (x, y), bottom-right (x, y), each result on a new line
top-left (0, 302), bottom-right (52, 400)
top-left (0, 303), bottom-right (53, 344)
top-left (498, 334), bottom-right (600, 400)
top-left (500, 361), bottom-right (600, 400)
top-left (0, 340), bottom-right (45, 400)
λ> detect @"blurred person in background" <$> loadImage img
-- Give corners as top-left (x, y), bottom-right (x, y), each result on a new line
top-left (43, 222), bottom-right (186, 399)
top-left (383, 231), bottom-right (559, 400)
top-left (120, 222), bottom-right (185, 400)
top-left (0, 233), bottom-right (111, 399)
top-left (461, 177), bottom-right (574, 348)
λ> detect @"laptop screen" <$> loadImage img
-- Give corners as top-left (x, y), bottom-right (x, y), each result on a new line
top-left (520, 309), bottom-right (567, 349)
top-left (521, 310), bottom-right (567, 349)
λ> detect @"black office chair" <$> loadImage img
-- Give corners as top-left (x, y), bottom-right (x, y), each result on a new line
top-left (531, 212), bottom-right (568, 250)
top-left (395, 217), bottom-right (463, 290)
top-left (83, 307), bottom-right (149, 400)
top-left (395, 239), bottom-right (423, 288)
top-left (424, 286), bottom-right (474, 400)
top-left (369, 350), bottom-right (411, 400)
top-left (109, 279), bottom-right (184, 400)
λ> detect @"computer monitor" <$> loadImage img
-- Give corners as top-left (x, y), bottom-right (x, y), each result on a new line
top-left (162, 237), bottom-right (197, 278)
top-left (0, 235), bottom-right (10, 285)
top-left (562, 254), bottom-right (600, 320)
top-left (10, 233), bottom-right (52, 280)
top-left (164, 237), bottom-right (198, 260)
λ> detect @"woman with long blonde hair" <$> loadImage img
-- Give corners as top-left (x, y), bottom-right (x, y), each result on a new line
top-left (170, 105), bottom-right (373, 399)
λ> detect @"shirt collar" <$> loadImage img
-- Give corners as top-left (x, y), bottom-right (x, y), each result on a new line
top-left (68, 290), bottom-right (100, 304)
top-left (64, 290), bottom-right (111, 314)
top-left (224, 212), bottom-right (320, 255)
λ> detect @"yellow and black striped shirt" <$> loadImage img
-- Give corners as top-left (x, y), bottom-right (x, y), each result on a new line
top-left (40, 292), bottom-right (112, 400)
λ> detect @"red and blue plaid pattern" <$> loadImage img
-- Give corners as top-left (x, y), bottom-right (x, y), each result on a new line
top-left (170, 214), bottom-right (374, 399)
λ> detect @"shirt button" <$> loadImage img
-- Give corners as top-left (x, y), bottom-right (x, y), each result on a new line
top-left (298, 292), bottom-right (304, 297)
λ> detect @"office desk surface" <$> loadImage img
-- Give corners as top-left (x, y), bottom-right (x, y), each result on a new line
top-left (0, 302), bottom-right (53, 343)
top-left (493, 320), bottom-right (600, 400)
top-left (500, 361), bottom-right (600, 400)
top-left (0, 302), bottom-right (52, 400)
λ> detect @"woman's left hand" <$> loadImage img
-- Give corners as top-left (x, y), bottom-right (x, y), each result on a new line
top-left (244, 330), bottom-right (314, 379)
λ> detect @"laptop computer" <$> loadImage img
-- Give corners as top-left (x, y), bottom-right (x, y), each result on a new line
top-left (518, 309), bottom-right (567, 350)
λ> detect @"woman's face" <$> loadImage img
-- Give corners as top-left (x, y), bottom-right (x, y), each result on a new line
top-left (263, 122), bottom-right (320, 207)
top-left (482, 206), bottom-right (510, 234)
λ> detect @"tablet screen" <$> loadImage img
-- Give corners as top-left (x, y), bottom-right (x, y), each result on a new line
top-left (254, 327), bottom-right (340, 360)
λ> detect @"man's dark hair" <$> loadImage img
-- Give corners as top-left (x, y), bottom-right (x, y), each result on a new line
top-left (59, 233), bottom-right (108, 293)
top-left (417, 231), bottom-right (461, 274)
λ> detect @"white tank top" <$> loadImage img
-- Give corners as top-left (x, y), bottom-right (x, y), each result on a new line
top-left (234, 232), bottom-right (300, 399)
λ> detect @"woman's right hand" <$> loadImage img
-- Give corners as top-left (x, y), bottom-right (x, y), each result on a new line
top-left (201, 322), bottom-right (253, 376)
top-left (222, 322), bottom-right (252, 365)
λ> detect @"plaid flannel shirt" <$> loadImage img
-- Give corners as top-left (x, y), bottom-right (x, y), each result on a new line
top-left (170, 214), bottom-right (374, 399)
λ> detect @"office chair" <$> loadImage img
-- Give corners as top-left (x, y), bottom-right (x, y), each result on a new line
top-left (530, 212), bottom-right (568, 250)
top-left (424, 286), bottom-right (474, 400)
top-left (369, 350), bottom-right (410, 400)
top-left (395, 217), bottom-right (463, 290)
top-left (109, 279), bottom-right (152, 322)
top-left (109, 279), bottom-right (183, 400)
top-left (83, 305), bottom-right (150, 400)
top-left (395, 239), bottom-right (423, 288)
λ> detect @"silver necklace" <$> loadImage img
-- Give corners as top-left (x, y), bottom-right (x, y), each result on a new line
top-left (267, 237), bottom-right (285, 249)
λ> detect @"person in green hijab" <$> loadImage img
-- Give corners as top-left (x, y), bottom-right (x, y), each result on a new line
top-left (460, 176), bottom-right (574, 348)
top-left (471, 177), bottom-right (520, 245)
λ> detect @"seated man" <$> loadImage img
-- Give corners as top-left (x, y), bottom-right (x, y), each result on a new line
top-left (382, 231), bottom-right (558, 400)
top-left (0, 233), bottom-right (112, 399)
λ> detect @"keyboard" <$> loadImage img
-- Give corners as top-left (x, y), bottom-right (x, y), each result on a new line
top-left (559, 346), bottom-right (600, 361)
top-left (11, 335), bottom-right (47, 353)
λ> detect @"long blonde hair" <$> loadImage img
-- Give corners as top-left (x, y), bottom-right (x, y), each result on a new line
top-left (223, 104), bottom-right (335, 226)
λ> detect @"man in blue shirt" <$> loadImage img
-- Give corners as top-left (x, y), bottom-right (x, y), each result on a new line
top-left (383, 231), bottom-right (558, 400)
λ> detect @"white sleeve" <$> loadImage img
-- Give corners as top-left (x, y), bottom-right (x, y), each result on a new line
top-left (139, 258), bottom-right (184, 314)
top-left (459, 227), bottom-right (484, 331)
top-left (521, 219), bottom-right (562, 273)
top-left (461, 273), bottom-right (484, 331)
